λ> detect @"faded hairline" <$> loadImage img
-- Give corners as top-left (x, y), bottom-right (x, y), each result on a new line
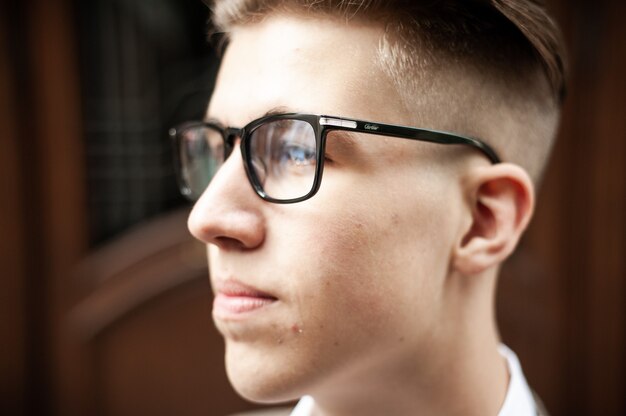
top-left (207, 0), bottom-right (566, 184)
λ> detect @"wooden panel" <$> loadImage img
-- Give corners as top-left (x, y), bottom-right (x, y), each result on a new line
top-left (96, 280), bottom-right (236, 416)
top-left (67, 210), bottom-right (261, 416)
top-left (575, 2), bottom-right (626, 413)
top-left (24, 0), bottom-right (89, 414)
top-left (0, 6), bottom-right (27, 415)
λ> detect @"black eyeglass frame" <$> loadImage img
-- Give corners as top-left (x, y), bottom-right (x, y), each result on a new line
top-left (170, 113), bottom-right (501, 204)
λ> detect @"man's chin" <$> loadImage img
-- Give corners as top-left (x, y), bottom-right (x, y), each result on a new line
top-left (226, 367), bottom-right (302, 405)
top-left (224, 342), bottom-right (306, 404)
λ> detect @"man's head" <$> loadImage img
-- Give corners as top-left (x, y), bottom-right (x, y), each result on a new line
top-left (185, 0), bottom-right (565, 408)
top-left (211, 0), bottom-right (566, 182)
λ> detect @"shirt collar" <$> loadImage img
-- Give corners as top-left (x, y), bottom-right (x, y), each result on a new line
top-left (497, 344), bottom-right (538, 416)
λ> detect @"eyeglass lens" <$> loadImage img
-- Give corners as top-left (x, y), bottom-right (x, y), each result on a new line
top-left (177, 118), bottom-right (317, 201)
top-left (178, 125), bottom-right (224, 200)
top-left (247, 119), bottom-right (317, 200)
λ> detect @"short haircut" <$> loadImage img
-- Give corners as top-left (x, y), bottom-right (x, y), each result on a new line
top-left (208, 0), bottom-right (567, 182)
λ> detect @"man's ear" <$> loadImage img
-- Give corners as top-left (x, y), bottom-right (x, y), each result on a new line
top-left (453, 163), bottom-right (535, 275)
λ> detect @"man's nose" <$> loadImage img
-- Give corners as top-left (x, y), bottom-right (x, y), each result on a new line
top-left (187, 146), bottom-right (265, 251)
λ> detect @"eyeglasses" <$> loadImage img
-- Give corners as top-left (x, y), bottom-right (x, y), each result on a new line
top-left (169, 113), bottom-right (501, 204)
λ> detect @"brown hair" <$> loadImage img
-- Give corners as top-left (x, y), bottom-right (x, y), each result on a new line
top-left (210, 0), bottom-right (566, 102)
top-left (207, 0), bottom-right (567, 181)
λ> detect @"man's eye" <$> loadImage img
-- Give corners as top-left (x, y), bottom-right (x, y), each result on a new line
top-left (281, 144), bottom-right (316, 166)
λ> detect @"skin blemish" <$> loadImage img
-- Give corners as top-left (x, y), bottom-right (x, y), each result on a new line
top-left (291, 324), bottom-right (303, 334)
top-left (334, 341), bottom-right (340, 347)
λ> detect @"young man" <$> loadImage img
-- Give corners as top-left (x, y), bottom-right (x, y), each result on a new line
top-left (172, 0), bottom-right (566, 414)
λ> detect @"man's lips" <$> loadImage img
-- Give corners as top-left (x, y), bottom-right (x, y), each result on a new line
top-left (213, 279), bottom-right (278, 317)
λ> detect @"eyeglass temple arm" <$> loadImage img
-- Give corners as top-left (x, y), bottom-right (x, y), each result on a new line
top-left (319, 116), bottom-right (501, 164)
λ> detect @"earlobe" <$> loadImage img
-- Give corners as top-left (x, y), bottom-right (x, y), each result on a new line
top-left (454, 164), bottom-right (535, 275)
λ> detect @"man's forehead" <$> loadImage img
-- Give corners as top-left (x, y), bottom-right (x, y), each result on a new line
top-left (206, 14), bottom-right (413, 127)
top-left (228, 13), bottom-right (385, 53)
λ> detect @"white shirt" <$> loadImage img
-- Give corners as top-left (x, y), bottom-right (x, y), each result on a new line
top-left (497, 344), bottom-right (538, 416)
top-left (289, 344), bottom-right (537, 416)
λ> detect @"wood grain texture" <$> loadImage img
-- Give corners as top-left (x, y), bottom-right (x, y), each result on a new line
top-left (0, 5), bottom-right (27, 415)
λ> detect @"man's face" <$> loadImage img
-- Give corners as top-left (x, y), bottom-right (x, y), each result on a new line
top-left (188, 15), bottom-right (466, 402)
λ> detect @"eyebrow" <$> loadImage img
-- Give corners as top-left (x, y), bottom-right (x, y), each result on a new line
top-left (206, 106), bottom-right (297, 127)
top-left (205, 108), bottom-right (360, 147)
top-left (263, 106), bottom-right (294, 118)
top-left (264, 107), bottom-right (361, 148)
top-left (263, 108), bottom-right (361, 147)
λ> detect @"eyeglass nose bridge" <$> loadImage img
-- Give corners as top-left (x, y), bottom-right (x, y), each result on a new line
top-left (223, 127), bottom-right (244, 160)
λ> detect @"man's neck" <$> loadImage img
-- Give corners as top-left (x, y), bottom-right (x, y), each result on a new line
top-left (307, 298), bottom-right (508, 416)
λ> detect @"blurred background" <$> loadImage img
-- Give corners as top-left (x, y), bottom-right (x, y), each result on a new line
top-left (0, 0), bottom-right (624, 415)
